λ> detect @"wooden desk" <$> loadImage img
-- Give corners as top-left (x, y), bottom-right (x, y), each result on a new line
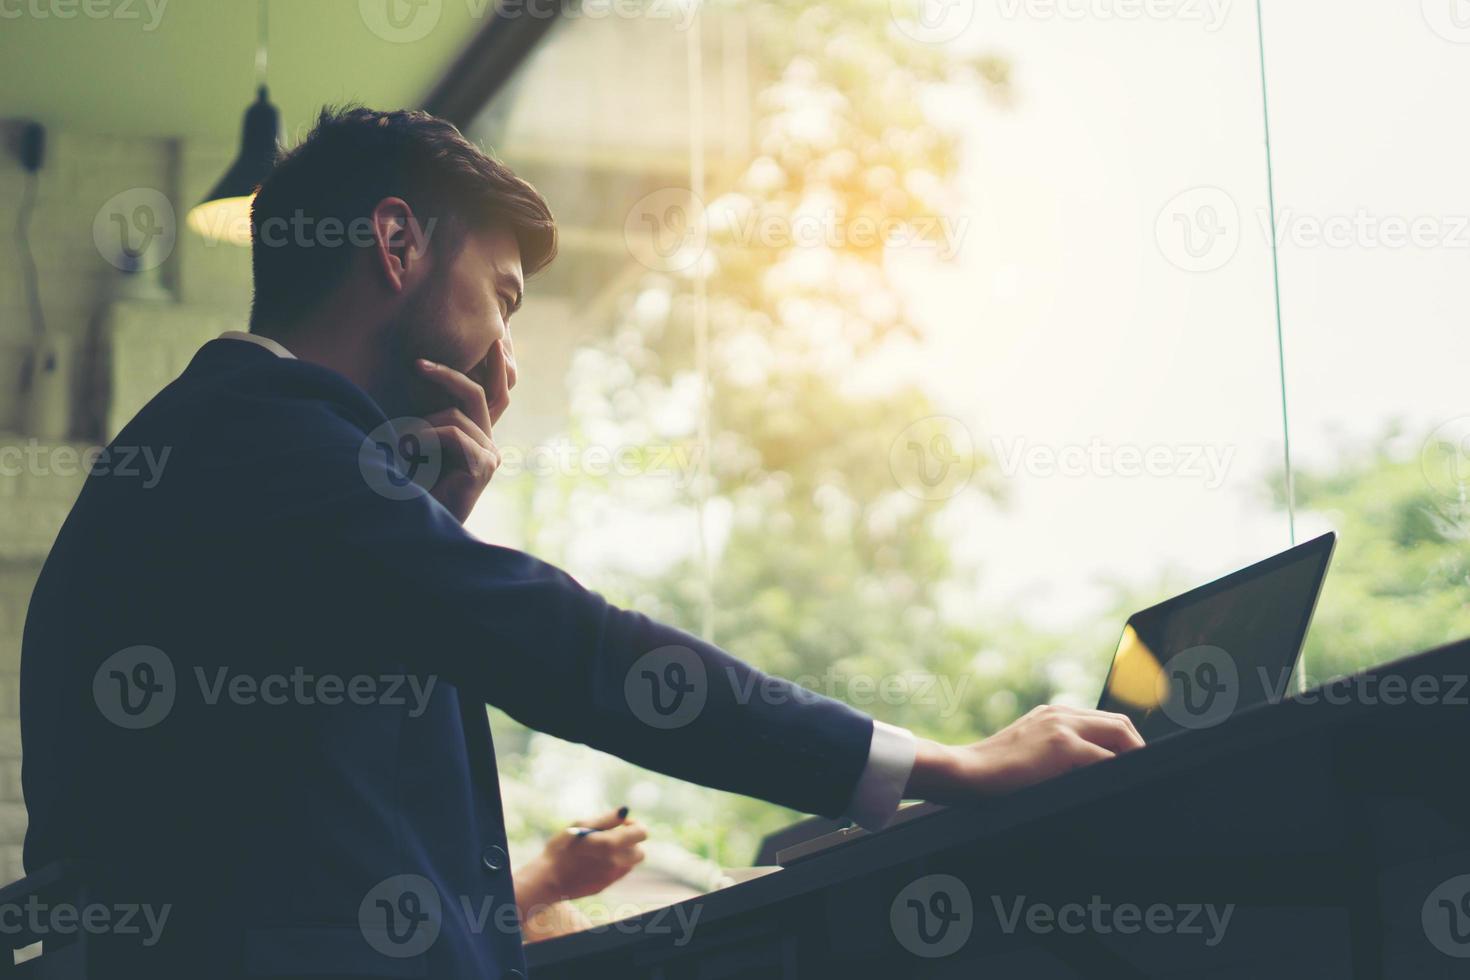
top-left (529, 638), bottom-right (1470, 978)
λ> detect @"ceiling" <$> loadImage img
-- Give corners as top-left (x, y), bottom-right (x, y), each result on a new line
top-left (0, 0), bottom-right (489, 143)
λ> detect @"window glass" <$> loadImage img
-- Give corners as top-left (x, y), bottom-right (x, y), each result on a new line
top-left (465, 1), bottom-right (1309, 867)
top-left (1261, 2), bottom-right (1470, 679)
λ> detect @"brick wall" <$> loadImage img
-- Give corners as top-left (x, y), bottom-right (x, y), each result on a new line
top-left (0, 117), bottom-right (254, 884)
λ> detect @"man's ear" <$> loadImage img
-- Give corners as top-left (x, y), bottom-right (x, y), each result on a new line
top-left (369, 197), bottom-right (432, 293)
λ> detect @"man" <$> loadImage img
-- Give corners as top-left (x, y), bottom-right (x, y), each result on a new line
top-left (21, 107), bottom-right (1142, 979)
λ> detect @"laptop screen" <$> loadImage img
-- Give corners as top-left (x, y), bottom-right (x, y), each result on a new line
top-left (1097, 533), bottom-right (1335, 741)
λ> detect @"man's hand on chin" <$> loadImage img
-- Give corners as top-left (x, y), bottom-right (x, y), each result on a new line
top-left (412, 337), bottom-right (514, 523)
top-left (907, 704), bottom-right (1145, 804)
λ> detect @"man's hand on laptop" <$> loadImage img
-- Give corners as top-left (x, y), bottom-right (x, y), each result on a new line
top-left (906, 704), bottom-right (1145, 803)
top-left (412, 338), bottom-right (513, 522)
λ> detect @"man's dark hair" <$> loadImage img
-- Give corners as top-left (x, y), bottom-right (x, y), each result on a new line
top-left (248, 106), bottom-right (556, 330)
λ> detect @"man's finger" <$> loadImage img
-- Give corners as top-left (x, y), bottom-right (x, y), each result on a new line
top-left (575, 809), bottom-right (628, 833)
top-left (599, 822), bottom-right (648, 848)
top-left (1060, 737), bottom-right (1115, 771)
top-left (483, 340), bottom-right (512, 425)
top-left (502, 332), bottom-right (518, 392)
top-left (1057, 704), bottom-right (1143, 739)
top-left (1083, 709), bottom-right (1145, 750)
top-left (431, 427), bottom-right (499, 480)
top-left (423, 408), bottom-right (492, 450)
top-left (416, 358), bottom-right (493, 435)
top-left (1106, 711), bottom-right (1145, 748)
top-left (1066, 714), bottom-right (1145, 755)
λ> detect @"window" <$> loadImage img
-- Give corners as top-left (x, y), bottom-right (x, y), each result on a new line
top-left (454, 0), bottom-right (1470, 870)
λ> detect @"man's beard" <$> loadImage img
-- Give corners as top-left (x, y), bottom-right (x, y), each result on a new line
top-left (377, 275), bottom-right (453, 420)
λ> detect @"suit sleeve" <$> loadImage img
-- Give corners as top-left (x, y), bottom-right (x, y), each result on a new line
top-left (235, 404), bottom-right (875, 820)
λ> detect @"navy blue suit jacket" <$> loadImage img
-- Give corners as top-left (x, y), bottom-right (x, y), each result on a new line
top-left (20, 339), bottom-right (874, 979)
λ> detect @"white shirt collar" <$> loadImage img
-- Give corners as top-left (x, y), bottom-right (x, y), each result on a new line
top-left (218, 330), bottom-right (296, 360)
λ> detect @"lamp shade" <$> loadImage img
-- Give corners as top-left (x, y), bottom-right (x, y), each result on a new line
top-left (187, 86), bottom-right (280, 245)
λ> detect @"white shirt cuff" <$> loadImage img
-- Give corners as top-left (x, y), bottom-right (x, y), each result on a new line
top-left (846, 720), bottom-right (917, 832)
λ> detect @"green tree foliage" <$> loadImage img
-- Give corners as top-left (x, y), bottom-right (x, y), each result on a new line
top-left (495, 0), bottom-right (1015, 866)
top-left (1285, 430), bottom-right (1470, 680)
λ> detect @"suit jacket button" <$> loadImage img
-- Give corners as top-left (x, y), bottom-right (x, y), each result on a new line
top-left (481, 844), bottom-right (507, 873)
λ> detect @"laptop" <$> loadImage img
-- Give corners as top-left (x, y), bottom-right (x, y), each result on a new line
top-left (1097, 531), bottom-right (1336, 741)
top-left (770, 532), bottom-right (1337, 865)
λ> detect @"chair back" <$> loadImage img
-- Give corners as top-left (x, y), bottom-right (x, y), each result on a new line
top-left (0, 863), bottom-right (88, 979)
